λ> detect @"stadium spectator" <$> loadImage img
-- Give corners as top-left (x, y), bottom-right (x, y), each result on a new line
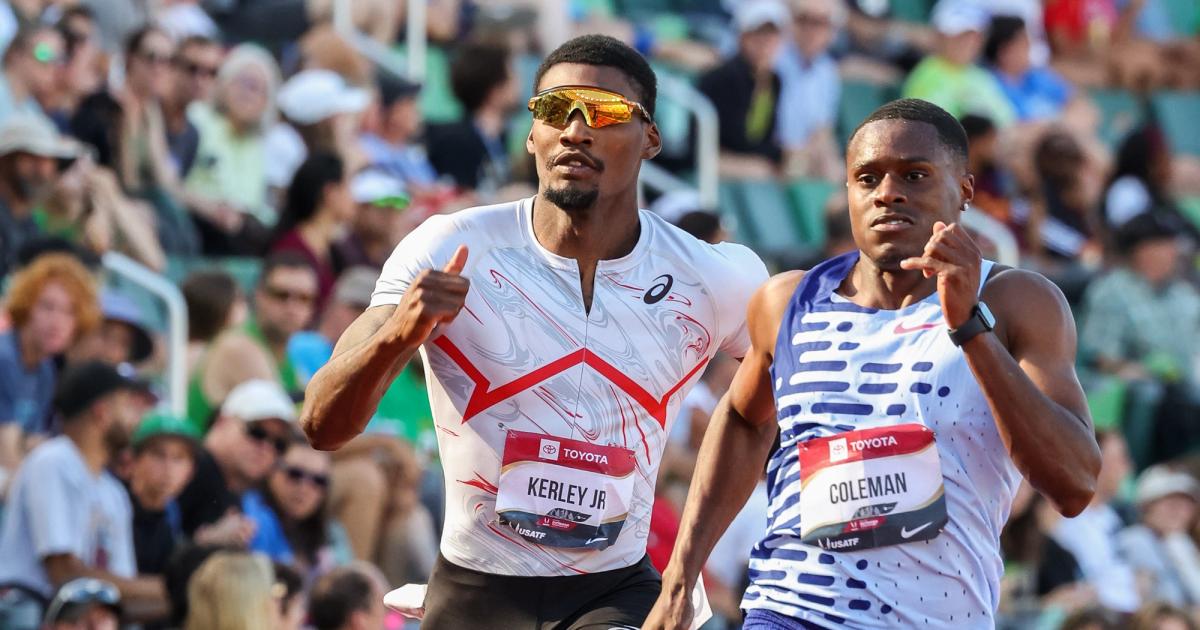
top-left (0, 113), bottom-right (82, 277)
top-left (697, 0), bottom-right (788, 175)
top-left (359, 73), bottom-right (439, 194)
top-left (999, 482), bottom-right (1098, 626)
top-left (1079, 213), bottom-right (1200, 463)
top-left (902, 2), bottom-right (1017, 126)
top-left (307, 563), bottom-right (388, 630)
top-left (775, 0), bottom-right (843, 180)
top-left (48, 7), bottom-right (103, 129)
top-left (181, 269), bottom-right (246, 408)
top-left (288, 267), bottom-right (376, 385)
top-left (268, 69), bottom-right (369, 194)
top-left (426, 41), bottom-right (518, 192)
top-left (42, 578), bottom-right (121, 630)
top-left (0, 253), bottom-right (99, 494)
top-left (0, 26), bottom-right (61, 121)
top-left (272, 562), bottom-right (304, 630)
top-left (0, 362), bottom-right (166, 629)
top-left (1031, 128), bottom-right (1103, 264)
top-left (175, 379), bottom-right (296, 539)
top-left (984, 15), bottom-right (1073, 121)
top-left (162, 35), bottom-right (222, 179)
top-left (1050, 430), bottom-right (1140, 613)
top-left (1103, 125), bottom-right (1181, 229)
top-left (69, 290), bottom-right (155, 367)
top-left (69, 26), bottom-right (199, 255)
top-left (1118, 465), bottom-right (1200, 608)
top-left (270, 151), bottom-right (355, 313)
top-left (297, 26), bottom-right (373, 90)
top-left (961, 114), bottom-right (1021, 238)
top-left (126, 412), bottom-right (199, 576)
top-left (243, 438), bottom-right (351, 577)
top-left (187, 252), bottom-right (316, 426)
top-left (183, 552), bottom-right (280, 630)
top-left (673, 210), bottom-right (729, 245)
top-left (335, 169), bottom-right (414, 271)
top-left (161, 543), bottom-right (226, 629)
top-left (183, 44), bottom-right (279, 256)
top-left (37, 153), bottom-right (167, 271)
top-left (1129, 601), bottom-right (1200, 630)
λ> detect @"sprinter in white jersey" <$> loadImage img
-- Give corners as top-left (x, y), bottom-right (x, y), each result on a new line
top-left (300, 35), bottom-right (767, 629)
top-left (645, 100), bottom-right (1102, 629)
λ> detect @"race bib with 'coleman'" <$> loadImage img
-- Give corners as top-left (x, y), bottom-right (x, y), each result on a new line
top-left (495, 430), bottom-right (637, 550)
top-left (798, 423), bottom-right (948, 552)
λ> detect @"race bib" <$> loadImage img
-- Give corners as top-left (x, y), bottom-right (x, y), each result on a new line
top-left (495, 430), bottom-right (637, 550)
top-left (798, 423), bottom-right (947, 552)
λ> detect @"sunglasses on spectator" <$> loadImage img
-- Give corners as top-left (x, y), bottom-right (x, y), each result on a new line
top-left (178, 60), bottom-right (219, 78)
top-left (528, 85), bottom-right (651, 129)
top-left (246, 424), bottom-right (289, 455)
top-left (138, 50), bottom-right (173, 65)
top-left (264, 286), bottom-right (315, 305)
top-left (282, 465), bottom-right (329, 489)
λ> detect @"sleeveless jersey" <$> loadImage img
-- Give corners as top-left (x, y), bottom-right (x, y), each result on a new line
top-left (745, 251), bottom-right (1021, 628)
top-left (371, 198), bottom-right (768, 576)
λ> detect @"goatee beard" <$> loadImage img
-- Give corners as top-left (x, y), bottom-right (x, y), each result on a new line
top-left (544, 187), bottom-right (599, 213)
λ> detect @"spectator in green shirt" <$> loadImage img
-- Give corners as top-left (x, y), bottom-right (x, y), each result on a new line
top-left (901, 2), bottom-right (1016, 127)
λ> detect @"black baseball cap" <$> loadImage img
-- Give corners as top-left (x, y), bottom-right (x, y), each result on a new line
top-left (377, 71), bottom-right (421, 107)
top-left (54, 361), bottom-right (151, 419)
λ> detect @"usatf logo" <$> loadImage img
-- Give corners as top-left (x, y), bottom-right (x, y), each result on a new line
top-left (829, 438), bottom-right (848, 462)
top-left (539, 439), bottom-right (560, 461)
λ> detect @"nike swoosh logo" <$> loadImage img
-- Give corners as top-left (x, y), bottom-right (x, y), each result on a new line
top-left (900, 522), bottom-right (932, 539)
top-left (893, 321), bottom-right (941, 335)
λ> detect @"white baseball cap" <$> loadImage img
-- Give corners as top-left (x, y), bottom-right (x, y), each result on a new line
top-left (734, 0), bottom-right (790, 33)
top-left (221, 379), bottom-right (297, 424)
top-left (351, 169), bottom-right (409, 207)
top-left (0, 113), bottom-right (82, 159)
top-left (931, 0), bottom-right (988, 36)
top-left (277, 69), bottom-right (370, 125)
top-left (1135, 466), bottom-right (1200, 505)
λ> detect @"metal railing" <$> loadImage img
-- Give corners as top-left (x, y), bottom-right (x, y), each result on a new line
top-left (102, 252), bottom-right (188, 417)
top-left (962, 205), bottom-right (1020, 267)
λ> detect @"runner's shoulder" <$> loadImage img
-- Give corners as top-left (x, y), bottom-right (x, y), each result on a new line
top-left (748, 270), bottom-right (806, 351)
top-left (980, 266), bottom-right (1071, 321)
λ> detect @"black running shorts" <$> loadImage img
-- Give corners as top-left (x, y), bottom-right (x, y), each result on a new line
top-left (421, 553), bottom-right (662, 629)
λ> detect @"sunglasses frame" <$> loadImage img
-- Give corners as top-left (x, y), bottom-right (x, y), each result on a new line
top-left (282, 465), bottom-right (330, 489)
top-left (527, 85), bottom-right (652, 129)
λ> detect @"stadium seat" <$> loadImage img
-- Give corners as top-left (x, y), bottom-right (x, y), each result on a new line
top-left (1088, 88), bottom-right (1145, 149)
top-left (1160, 0), bottom-right (1200, 36)
top-left (889, 0), bottom-right (934, 23)
top-left (786, 179), bottom-right (837, 248)
top-left (838, 81), bottom-right (900, 147)
top-left (1151, 90), bottom-right (1200, 156)
top-left (411, 45), bottom-right (462, 124)
top-left (716, 179), bottom-right (813, 262)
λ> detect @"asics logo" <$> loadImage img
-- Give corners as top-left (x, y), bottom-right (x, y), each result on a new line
top-left (643, 274), bottom-right (673, 304)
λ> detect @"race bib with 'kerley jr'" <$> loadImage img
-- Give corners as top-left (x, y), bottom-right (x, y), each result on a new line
top-left (495, 430), bottom-right (637, 550)
top-left (798, 423), bottom-right (948, 552)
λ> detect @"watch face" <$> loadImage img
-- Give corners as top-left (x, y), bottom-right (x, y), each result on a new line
top-left (978, 302), bottom-right (996, 328)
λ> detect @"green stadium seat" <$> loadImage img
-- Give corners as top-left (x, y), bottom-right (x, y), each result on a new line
top-left (1152, 90), bottom-right (1200, 156)
top-left (838, 81), bottom-right (900, 147)
top-left (786, 179), bottom-right (837, 248)
top-left (1161, 0), bottom-right (1200, 36)
top-left (1089, 88), bottom-right (1145, 149)
top-left (164, 256), bottom-right (263, 293)
top-left (889, 0), bottom-right (933, 23)
top-left (737, 179), bottom-right (806, 256)
top-left (408, 45), bottom-right (462, 124)
top-left (717, 180), bottom-right (751, 245)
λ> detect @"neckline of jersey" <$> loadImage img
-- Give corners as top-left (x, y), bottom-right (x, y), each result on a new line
top-left (519, 196), bottom-right (652, 273)
top-left (827, 251), bottom-right (942, 317)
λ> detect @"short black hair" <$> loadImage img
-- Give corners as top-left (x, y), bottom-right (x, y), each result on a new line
top-left (258, 250), bottom-right (315, 289)
top-left (534, 34), bottom-right (657, 118)
top-left (849, 98), bottom-right (969, 166)
top-left (984, 15), bottom-right (1026, 66)
top-left (123, 25), bottom-right (167, 61)
top-left (450, 41), bottom-right (511, 114)
top-left (1115, 211), bottom-right (1184, 255)
top-left (959, 114), bottom-right (995, 140)
top-left (674, 211), bottom-right (723, 242)
top-left (276, 150), bottom-right (344, 238)
top-left (309, 567), bottom-right (374, 630)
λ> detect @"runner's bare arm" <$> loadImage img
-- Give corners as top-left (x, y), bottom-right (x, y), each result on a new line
top-left (643, 272), bottom-right (802, 630)
top-left (971, 269), bottom-right (1100, 517)
top-left (302, 246), bottom-right (469, 451)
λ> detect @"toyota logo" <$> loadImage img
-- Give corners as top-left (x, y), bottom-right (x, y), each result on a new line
top-left (542, 444), bottom-right (558, 455)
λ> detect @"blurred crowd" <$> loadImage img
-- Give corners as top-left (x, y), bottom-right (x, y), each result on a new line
top-left (0, 0), bottom-right (1195, 629)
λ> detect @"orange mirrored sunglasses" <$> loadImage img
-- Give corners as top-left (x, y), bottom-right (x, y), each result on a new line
top-left (527, 85), bottom-right (651, 129)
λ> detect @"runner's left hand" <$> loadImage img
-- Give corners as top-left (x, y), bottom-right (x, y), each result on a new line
top-left (642, 584), bottom-right (694, 630)
top-left (899, 221), bottom-right (982, 329)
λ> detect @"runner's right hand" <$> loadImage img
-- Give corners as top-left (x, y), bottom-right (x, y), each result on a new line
top-left (387, 245), bottom-right (470, 348)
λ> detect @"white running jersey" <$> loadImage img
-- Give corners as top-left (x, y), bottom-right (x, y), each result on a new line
top-left (371, 198), bottom-right (768, 576)
top-left (746, 252), bottom-right (1022, 628)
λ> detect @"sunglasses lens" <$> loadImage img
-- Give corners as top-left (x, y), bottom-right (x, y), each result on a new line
top-left (530, 89), bottom-right (637, 128)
